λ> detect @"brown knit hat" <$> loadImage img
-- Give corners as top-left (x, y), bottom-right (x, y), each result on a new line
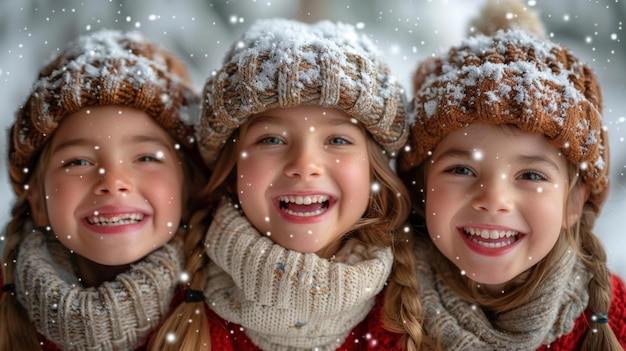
top-left (8, 29), bottom-right (200, 197)
top-left (398, 29), bottom-right (609, 213)
top-left (198, 18), bottom-right (408, 167)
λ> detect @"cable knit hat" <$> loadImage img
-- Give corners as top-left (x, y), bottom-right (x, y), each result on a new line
top-left (198, 18), bottom-right (408, 166)
top-left (398, 28), bottom-right (608, 213)
top-left (8, 29), bottom-right (199, 197)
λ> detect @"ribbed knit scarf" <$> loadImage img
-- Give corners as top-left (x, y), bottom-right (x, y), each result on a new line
top-left (15, 229), bottom-right (184, 351)
top-left (415, 236), bottom-right (591, 350)
top-left (204, 201), bottom-right (393, 351)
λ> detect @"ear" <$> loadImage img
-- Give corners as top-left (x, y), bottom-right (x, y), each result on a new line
top-left (563, 183), bottom-right (589, 229)
top-left (27, 181), bottom-right (49, 227)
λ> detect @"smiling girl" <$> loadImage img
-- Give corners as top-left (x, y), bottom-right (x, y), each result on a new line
top-left (150, 18), bottom-right (422, 351)
top-left (0, 29), bottom-right (203, 350)
top-left (396, 1), bottom-right (626, 350)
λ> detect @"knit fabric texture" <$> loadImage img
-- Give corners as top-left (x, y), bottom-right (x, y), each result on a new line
top-left (205, 292), bottom-right (403, 351)
top-left (15, 229), bottom-right (184, 351)
top-left (198, 18), bottom-right (408, 166)
top-left (204, 200), bottom-right (393, 351)
top-left (398, 29), bottom-right (608, 213)
top-left (8, 29), bottom-right (199, 197)
top-left (414, 236), bottom-right (591, 350)
top-left (537, 274), bottom-right (626, 350)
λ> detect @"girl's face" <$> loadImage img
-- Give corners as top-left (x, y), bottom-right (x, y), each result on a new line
top-left (236, 106), bottom-right (371, 258)
top-left (31, 106), bottom-right (185, 266)
top-left (424, 123), bottom-right (583, 293)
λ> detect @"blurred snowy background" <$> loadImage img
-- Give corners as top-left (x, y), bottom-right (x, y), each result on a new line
top-left (1, 0), bottom-right (624, 277)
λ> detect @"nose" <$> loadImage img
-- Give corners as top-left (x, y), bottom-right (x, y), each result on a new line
top-left (94, 163), bottom-right (133, 195)
top-left (471, 176), bottom-right (513, 213)
top-left (284, 143), bottom-right (323, 179)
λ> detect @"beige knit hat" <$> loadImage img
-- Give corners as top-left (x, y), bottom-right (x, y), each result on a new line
top-left (198, 18), bottom-right (408, 166)
top-left (8, 29), bottom-right (200, 197)
top-left (398, 29), bottom-right (608, 213)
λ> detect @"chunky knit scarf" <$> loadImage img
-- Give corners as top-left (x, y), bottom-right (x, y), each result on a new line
top-left (204, 201), bottom-right (393, 351)
top-left (415, 236), bottom-right (591, 350)
top-left (15, 229), bottom-right (184, 351)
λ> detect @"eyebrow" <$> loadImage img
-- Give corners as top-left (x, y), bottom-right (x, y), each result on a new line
top-left (51, 135), bottom-right (174, 153)
top-left (244, 115), bottom-right (277, 130)
top-left (516, 154), bottom-right (562, 173)
top-left (435, 148), bottom-right (562, 172)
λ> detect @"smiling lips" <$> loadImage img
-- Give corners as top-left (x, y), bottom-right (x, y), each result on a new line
top-left (86, 213), bottom-right (144, 226)
top-left (278, 195), bottom-right (330, 217)
top-left (463, 227), bottom-right (518, 249)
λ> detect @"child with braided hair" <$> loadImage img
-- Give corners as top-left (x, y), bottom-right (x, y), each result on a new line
top-left (150, 18), bottom-right (423, 351)
top-left (0, 29), bottom-right (204, 350)
top-left (396, 1), bottom-right (626, 350)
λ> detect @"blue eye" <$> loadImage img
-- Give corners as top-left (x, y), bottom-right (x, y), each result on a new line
top-left (258, 136), bottom-right (284, 145)
top-left (137, 155), bottom-right (159, 162)
top-left (327, 136), bottom-right (351, 146)
top-left (63, 158), bottom-right (91, 167)
top-left (446, 165), bottom-right (474, 176)
top-left (519, 170), bottom-right (547, 181)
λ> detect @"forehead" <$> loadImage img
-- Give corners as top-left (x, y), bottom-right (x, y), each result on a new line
top-left (243, 106), bottom-right (360, 130)
top-left (50, 106), bottom-right (169, 144)
top-left (434, 123), bottom-right (564, 161)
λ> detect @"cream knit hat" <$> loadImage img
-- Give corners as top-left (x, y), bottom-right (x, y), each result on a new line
top-left (398, 28), bottom-right (608, 213)
top-left (8, 29), bottom-right (199, 197)
top-left (198, 18), bottom-right (408, 166)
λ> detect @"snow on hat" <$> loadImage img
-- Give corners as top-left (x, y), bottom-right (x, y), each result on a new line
top-left (197, 18), bottom-right (408, 166)
top-left (398, 28), bottom-right (608, 213)
top-left (8, 29), bottom-right (199, 197)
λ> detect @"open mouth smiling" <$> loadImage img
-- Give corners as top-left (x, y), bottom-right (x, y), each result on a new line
top-left (463, 227), bottom-right (519, 248)
top-left (278, 195), bottom-right (330, 217)
top-left (86, 213), bottom-right (145, 226)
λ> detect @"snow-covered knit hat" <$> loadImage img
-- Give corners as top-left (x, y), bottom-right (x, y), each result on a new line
top-left (198, 18), bottom-right (408, 166)
top-left (398, 29), bottom-right (608, 213)
top-left (8, 29), bottom-right (199, 197)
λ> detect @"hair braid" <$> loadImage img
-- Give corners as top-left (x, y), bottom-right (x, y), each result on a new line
top-left (0, 197), bottom-right (43, 351)
top-left (147, 204), bottom-right (213, 351)
top-left (575, 205), bottom-right (622, 350)
top-left (383, 229), bottom-right (424, 351)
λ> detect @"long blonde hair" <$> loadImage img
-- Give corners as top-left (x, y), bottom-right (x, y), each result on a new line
top-left (149, 131), bottom-right (420, 350)
top-left (400, 155), bottom-right (621, 351)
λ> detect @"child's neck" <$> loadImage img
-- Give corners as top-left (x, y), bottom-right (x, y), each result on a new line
top-left (73, 255), bottom-right (131, 287)
top-left (482, 283), bottom-right (507, 296)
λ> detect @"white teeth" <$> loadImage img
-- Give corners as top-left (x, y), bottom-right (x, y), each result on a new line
top-left (470, 236), bottom-right (517, 248)
top-left (278, 195), bottom-right (329, 217)
top-left (279, 195), bottom-right (329, 205)
top-left (465, 227), bottom-right (518, 239)
top-left (282, 208), bottom-right (326, 217)
top-left (87, 213), bottom-right (144, 226)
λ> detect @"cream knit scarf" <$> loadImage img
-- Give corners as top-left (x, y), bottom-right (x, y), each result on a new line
top-left (15, 229), bottom-right (184, 351)
top-left (204, 201), bottom-right (393, 351)
top-left (415, 236), bottom-right (591, 350)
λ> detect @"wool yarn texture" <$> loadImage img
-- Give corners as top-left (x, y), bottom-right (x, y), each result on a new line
top-left (399, 29), bottom-right (608, 213)
top-left (198, 18), bottom-right (408, 166)
top-left (8, 29), bottom-right (199, 197)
